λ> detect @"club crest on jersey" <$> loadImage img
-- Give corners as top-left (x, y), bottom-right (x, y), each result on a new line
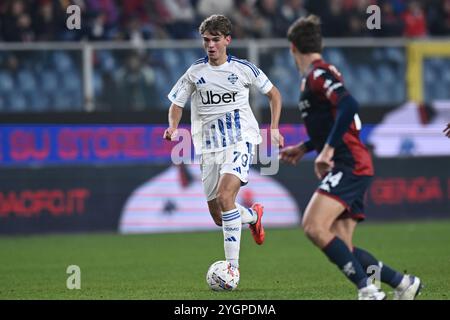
top-left (228, 73), bottom-right (238, 84)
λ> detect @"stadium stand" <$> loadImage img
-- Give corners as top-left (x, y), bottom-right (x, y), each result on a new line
top-left (0, 0), bottom-right (449, 112)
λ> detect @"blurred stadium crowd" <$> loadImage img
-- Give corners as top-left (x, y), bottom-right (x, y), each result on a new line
top-left (1, 0), bottom-right (449, 113)
top-left (1, 0), bottom-right (450, 42)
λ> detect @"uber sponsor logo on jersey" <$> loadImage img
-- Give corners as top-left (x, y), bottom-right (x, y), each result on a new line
top-left (200, 91), bottom-right (238, 105)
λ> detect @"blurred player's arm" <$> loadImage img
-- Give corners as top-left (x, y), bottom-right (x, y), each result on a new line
top-left (165, 70), bottom-right (194, 141)
top-left (280, 141), bottom-right (313, 165)
top-left (444, 122), bottom-right (450, 138)
top-left (265, 86), bottom-right (284, 148)
top-left (163, 103), bottom-right (183, 140)
top-left (315, 94), bottom-right (358, 178)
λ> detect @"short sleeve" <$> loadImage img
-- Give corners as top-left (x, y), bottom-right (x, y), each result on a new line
top-left (167, 69), bottom-right (195, 107)
top-left (233, 58), bottom-right (273, 95)
top-left (308, 67), bottom-right (349, 106)
top-left (252, 68), bottom-right (273, 95)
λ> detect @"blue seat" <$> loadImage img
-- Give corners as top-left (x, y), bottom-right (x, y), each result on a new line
top-left (164, 51), bottom-right (186, 82)
top-left (0, 72), bottom-right (14, 93)
top-left (0, 95), bottom-right (5, 111)
top-left (62, 71), bottom-right (81, 92)
top-left (352, 85), bottom-right (370, 104)
top-left (371, 48), bottom-right (385, 61)
top-left (425, 57), bottom-right (445, 70)
top-left (440, 61), bottom-right (450, 83)
top-left (7, 91), bottom-right (28, 112)
top-left (435, 83), bottom-right (449, 100)
top-left (181, 49), bottom-right (203, 66)
top-left (377, 63), bottom-right (397, 84)
top-left (40, 70), bottom-right (59, 93)
top-left (154, 68), bottom-right (172, 108)
top-left (384, 47), bottom-right (404, 64)
top-left (28, 91), bottom-right (50, 112)
top-left (17, 70), bottom-right (37, 93)
top-left (392, 84), bottom-right (405, 103)
top-left (52, 51), bottom-right (74, 73)
top-left (96, 50), bottom-right (116, 72)
top-left (354, 65), bottom-right (376, 86)
top-left (52, 90), bottom-right (74, 111)
top-left (93, 71), bottom-right (103, 97)
top-left (423, 66), bottom-right (436, 85)
top-left (325, 48), bottom-right (347, 67)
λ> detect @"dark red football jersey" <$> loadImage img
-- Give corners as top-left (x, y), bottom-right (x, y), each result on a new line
top-left (299, 59), bottom-right (374, 176)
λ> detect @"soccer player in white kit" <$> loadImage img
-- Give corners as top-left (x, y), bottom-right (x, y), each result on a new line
top-left (163, 15), bottom-right (284, 273)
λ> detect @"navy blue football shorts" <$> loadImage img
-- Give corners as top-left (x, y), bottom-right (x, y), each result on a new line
top-left (316, 167), bottom-right (373, 221)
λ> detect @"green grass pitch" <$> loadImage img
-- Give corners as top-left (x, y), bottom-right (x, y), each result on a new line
top-left (1, 220), bottom-right (449, 300)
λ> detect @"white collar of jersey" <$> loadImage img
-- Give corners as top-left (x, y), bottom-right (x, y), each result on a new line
top-left (207, 55), bottom-right (232, 70)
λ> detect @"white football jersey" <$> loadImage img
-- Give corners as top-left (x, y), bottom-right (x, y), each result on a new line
top-left (168, 55), bottom-right (273, 155)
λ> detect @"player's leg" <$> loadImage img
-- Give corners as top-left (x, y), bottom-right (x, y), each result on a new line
top-left (207, 199), bottom-right (257, 227)
top-left (353, 245), bottom-right (422, 300)
top-left (302, 192), bottom-right (384, 299)
top-left (207, 199), bottom-right (222, 226)
top-left (216, 173), bottom-right (243, 268)
top-left (222, 141), bottom-right (264, 245)
top-left (329, 217), bottom-right (357, 250)
top-left (332, 216), bottom-right (423, 299)
top-left (332, 217), bottom-right (406, 289)
top-left (331, 192), bottom-right (421, 299)
top-left (201, 154), bottom-right (227, 227)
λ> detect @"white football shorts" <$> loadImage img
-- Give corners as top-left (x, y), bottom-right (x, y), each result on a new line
top-left (200, 141), bottom-right (255, 201)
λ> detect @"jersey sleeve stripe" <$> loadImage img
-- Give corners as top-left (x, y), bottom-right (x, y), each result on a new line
top-left (230, 58), bottom-right (260, 77)
top-left (233, 58), bottom-right (260, 76)
top-left (193, 56), bottom-right (208, 65)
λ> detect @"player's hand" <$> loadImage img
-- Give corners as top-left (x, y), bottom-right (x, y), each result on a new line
top-left (163, 127), bottom-right (178, 141)
top-left (279, 144), bottom-right (305, 165)
top-left (270, 128), bottom-right (285, 148)
top-left (314, 144), bottom-right (335, 179)
top-left (444, 123), bottom-right (450, 138)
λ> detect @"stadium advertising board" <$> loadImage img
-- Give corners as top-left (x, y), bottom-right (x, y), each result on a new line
top-left (281, 158), bottom-right (450, 221)
top-left (1, 122), bottom-right (448, 169)
top-left (0, 157), bottom-right (448, 235)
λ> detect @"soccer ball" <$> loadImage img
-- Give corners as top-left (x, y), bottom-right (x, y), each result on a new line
top-left (206, 260), bottom-right (240, 291)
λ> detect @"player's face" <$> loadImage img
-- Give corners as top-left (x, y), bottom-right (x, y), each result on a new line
top-left (202, 32), bottom-right (231, 64)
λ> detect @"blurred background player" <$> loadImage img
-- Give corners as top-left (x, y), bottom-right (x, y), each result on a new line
top-left (163, 15), bottom-right (284, 272)
top-left (280, 15), bottom-right (422, 300)
top-left (444, 123), bottom-right (450, 137)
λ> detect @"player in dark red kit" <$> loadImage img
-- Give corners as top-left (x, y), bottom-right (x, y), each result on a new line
top-left (280, 15), bottom-right (422, 300)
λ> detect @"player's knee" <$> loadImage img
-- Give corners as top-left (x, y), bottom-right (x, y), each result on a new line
top-left (303, 222), bottom-right (328, 244)
top-left (216, 192), bottom-right (234, 210)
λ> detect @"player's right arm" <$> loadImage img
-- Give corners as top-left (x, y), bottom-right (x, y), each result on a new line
top-left (164, 67), bottom-right (195, 141)
top-left (163, 103), bottom-right (183, 140)
top-left (279, 141), bottom-right (313, 165)
top-left (444, 122), bottom-right (450, 138)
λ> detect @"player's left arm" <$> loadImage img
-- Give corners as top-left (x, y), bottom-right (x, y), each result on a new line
top-left (265, 86), bottom-right (284, 148)
top-left (246, 63), bottom-right (285, 148)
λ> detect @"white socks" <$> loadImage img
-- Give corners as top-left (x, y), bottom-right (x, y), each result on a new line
top-left (222, 208), bottom-right (242, 268)
top-left (396, 275), bottom-right (410, 291)
top-left (235, 203), bottom-right (256, 225)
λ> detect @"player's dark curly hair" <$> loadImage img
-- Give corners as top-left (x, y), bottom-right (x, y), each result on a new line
top-left (287, 15), bottom-right (322, 54)
top-left (199, 15), bottom-right (232, 36)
